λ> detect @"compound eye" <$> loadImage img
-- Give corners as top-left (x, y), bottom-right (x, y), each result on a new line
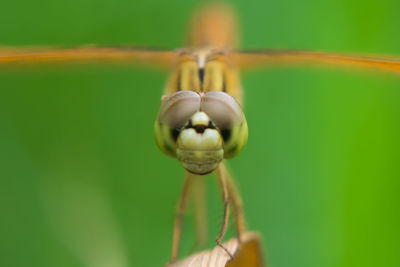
top-left (201, 91), bottom-right (244, 130)
top-left (158, 91), bottom-right (201, 129)
top-left (201, 91), bottom-right (248, 158)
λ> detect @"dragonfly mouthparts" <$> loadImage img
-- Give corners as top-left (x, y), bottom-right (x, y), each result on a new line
top-left (176, 147), bottom-right (224, 175)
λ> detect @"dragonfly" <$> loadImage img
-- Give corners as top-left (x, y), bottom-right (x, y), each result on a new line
top-left (2, 3), bottom-right (400, 265)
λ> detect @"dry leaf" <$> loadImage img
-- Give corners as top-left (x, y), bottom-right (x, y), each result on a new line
top-left (167, 232), bottom-right (264, 267)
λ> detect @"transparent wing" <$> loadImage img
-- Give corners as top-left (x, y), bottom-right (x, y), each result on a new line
top-left (0, 46), bottom-right (178, 68)
top-left (233, 50), bottom-right (400, 73)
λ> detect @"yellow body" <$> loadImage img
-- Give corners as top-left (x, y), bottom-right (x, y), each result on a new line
top-left (154, 4), bottom-right (248, 175)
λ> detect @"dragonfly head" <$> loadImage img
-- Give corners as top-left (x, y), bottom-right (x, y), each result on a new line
top-left (154, 91), bottom-right (248, 175)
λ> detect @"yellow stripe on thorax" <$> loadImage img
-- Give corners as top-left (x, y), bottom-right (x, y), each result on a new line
top-left (203, 53), bottom-right (242, 104)
top-left (164, 54), bottom-right (201, 96)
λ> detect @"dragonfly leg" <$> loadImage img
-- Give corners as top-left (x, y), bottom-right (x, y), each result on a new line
top-left (170, 172), bottom-right (195, 262)
top-left (221, 162), bottom-right (246, 257)
top-left (216, 165), bottom-right (234, 259)
top-left (191, 177), bottom-right (208, 252)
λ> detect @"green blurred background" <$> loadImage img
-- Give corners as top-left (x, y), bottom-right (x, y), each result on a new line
top-left (1, 0), bottom-right (399, 266)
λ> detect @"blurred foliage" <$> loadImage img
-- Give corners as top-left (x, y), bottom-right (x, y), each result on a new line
top-left (0, 0), bottom-right (399, 267)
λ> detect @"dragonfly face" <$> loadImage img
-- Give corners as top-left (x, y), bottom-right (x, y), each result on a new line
top-left (154, 90), bottom-right (248, 174)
